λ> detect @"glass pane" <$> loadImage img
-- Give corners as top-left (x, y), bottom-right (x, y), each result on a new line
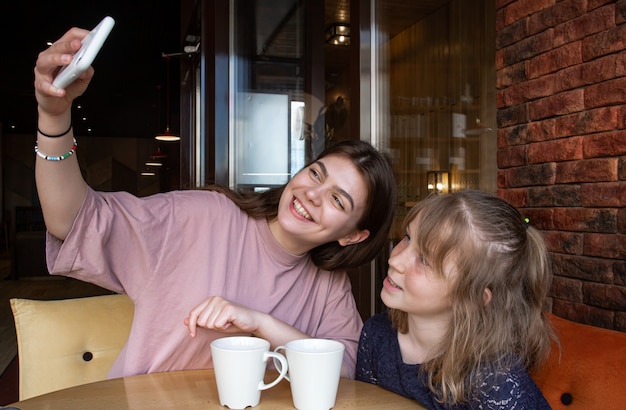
top-left (194, 65), bottom-right (204, 188)
top-left (234, 92), bottom-right (290, 188)
top-left (370, 0), bottom-right (496, 313)
top-left (371, 0), bottom-right (496, 237)
top-left (230, 0), bottom-right (307, 191)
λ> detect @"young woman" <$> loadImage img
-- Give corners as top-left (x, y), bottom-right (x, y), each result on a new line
top-left (356, 190), bottom-right (554, 408)
top-left (33, 26), bottom-right (396, 379)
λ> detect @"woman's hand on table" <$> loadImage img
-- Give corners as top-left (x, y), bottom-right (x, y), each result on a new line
top-left (184, 296), bottom-right (266, 337)
top-left (184, 296), bottom-right (309, 348)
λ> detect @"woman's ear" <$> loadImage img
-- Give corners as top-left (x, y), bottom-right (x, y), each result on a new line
top-left (338, 229), bottom-right (370, 246)
top-left (483, 288), bottom-right (492, 306)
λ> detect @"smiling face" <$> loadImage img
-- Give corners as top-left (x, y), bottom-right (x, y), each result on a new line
top-left (381, 216), bottom-right (456, 322)
top-left (269, 154), bottom-right (371, 255)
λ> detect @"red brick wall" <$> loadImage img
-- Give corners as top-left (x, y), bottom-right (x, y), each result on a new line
top-left (495, 0), bottom-right (626, 331)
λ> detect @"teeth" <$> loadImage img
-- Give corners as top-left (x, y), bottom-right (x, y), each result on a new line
top-left (388, 277), bottom-right (401, 289)
top-left (293, 198), bottom-right (313, 221)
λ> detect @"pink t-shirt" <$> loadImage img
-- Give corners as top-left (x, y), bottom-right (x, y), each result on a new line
top-left (46, 187), bottom-right (363, 378)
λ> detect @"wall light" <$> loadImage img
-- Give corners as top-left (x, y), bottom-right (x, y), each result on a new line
top-left (463, 118), bottom-right (493, 136)
top-left (326, 23), bottom-right (350, 46)
top-left (427, 171), bottom-right (450, 194)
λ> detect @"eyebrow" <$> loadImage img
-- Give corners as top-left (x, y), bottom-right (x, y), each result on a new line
top-left (316, 160), bottom-right (355, 210)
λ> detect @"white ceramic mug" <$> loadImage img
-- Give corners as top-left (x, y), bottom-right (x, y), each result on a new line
top-left (274, 338), bottom-right (345, 410)
top-left (211, 336), bottom-right (288, 409)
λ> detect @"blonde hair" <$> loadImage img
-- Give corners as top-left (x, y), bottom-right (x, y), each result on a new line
top-left (388, 190), bottom-right (554, 405)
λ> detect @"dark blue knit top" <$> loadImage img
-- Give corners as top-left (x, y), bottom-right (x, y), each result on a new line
top-left (356, 313), bottom-right (552, 409)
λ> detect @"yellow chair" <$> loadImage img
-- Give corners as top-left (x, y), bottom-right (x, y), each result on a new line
top-left (10, 294), bottom-right (134, 400)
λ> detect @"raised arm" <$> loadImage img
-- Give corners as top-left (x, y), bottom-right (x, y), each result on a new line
top-left (33, 27), bottom-right (93, 240)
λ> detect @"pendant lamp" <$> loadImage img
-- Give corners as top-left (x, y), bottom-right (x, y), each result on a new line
top-left (145, 146), bottom-right (167, 167)
top-left (155, 56), bottom-right (179, 141)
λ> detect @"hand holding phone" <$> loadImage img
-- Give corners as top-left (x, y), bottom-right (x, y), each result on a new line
top-left (52, 16), bottom-right (115, 89)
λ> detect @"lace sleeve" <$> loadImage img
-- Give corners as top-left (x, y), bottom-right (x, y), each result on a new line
top-left (356, 318), bottom-right (378, 384)
top-left (471, 364), bottom-right (552, 410)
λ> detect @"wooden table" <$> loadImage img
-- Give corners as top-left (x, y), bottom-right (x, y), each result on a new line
top-left (9, 369), bottom-right (423, 409)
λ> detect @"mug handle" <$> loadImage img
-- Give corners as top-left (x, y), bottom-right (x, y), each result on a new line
top-left (273, 346), bottom-right (290, 382)
top-left (260, 350), bottom-right (288, 390)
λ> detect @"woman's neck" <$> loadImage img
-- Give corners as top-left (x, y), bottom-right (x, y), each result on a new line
top-left (267, 217), bottom-right (310, 256)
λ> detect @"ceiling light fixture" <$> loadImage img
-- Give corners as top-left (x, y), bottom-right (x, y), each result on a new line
top-left (326, 23), bottom-right (350, 46)
top-left (145, 161), bottom-right (163, 167)
top-left (155, 56), bottom-right (180, 142)
top-left (145, 146), bottom-right (167, 166)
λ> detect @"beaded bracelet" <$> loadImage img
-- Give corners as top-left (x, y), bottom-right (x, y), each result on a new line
top-left (34, 138), bottom-right (78, 161)
top-left (37, 124), bottom-right (73, 138)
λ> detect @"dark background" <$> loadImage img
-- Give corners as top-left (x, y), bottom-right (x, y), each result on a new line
top-left (0, 0), bottom-right (181, 138)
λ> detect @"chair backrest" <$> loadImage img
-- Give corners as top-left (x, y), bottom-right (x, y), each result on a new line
top-left (532, 312), bottom-right (626, 410)
top-left (10, 294), bottom-right (134, 400)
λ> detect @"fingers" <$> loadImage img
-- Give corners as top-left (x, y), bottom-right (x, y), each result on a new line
top-left (185, 297), bottom-right (243, 337)
top-left (185, 300), bottom-right (205, 337)
top-left (35, 29), bottom-right (86, 79)
top-left (34, 49), bottom-right (71, 98)
top-left (49, 27), bottom-right (90, 54)
top-left (199, 298), bottom-right (236, 330)
top-left (34, 27), bottom-right (92, 114)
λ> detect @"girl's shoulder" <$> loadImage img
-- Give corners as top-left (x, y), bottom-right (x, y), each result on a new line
top-left (364, 311), bottom-right (391, 327)
top-left (362, 312), bottom-right (395, 339)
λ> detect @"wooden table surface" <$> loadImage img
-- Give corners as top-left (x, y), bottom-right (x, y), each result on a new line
top-left (9, 369), bottom-right (423, 409)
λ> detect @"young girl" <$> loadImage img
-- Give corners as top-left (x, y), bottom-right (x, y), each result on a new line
top-left (356, 190), bottom-right (554, 408)
top-left (33, 26), bottom-right (396, 379)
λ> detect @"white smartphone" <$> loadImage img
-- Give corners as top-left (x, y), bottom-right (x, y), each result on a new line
top-left (52, 16), bottom-right (115, 89)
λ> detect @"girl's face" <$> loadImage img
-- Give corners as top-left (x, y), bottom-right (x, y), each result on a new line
top-left (381, 216), bottom-right (455, 321)
top-left (271, 154), bottom-right (371, 254)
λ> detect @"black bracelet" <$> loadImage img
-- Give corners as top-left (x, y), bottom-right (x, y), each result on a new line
top-left (37, 124), bottom-right (73, 138)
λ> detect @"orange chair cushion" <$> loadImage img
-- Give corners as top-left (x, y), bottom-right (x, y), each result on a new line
top-left (531, 312), bottom-right (626, 410)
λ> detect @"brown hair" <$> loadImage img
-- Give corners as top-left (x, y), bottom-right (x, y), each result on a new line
top-left (205, 140), bottom-right (397, 270)
top-left (387, 190), bottom-right (554, 405)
